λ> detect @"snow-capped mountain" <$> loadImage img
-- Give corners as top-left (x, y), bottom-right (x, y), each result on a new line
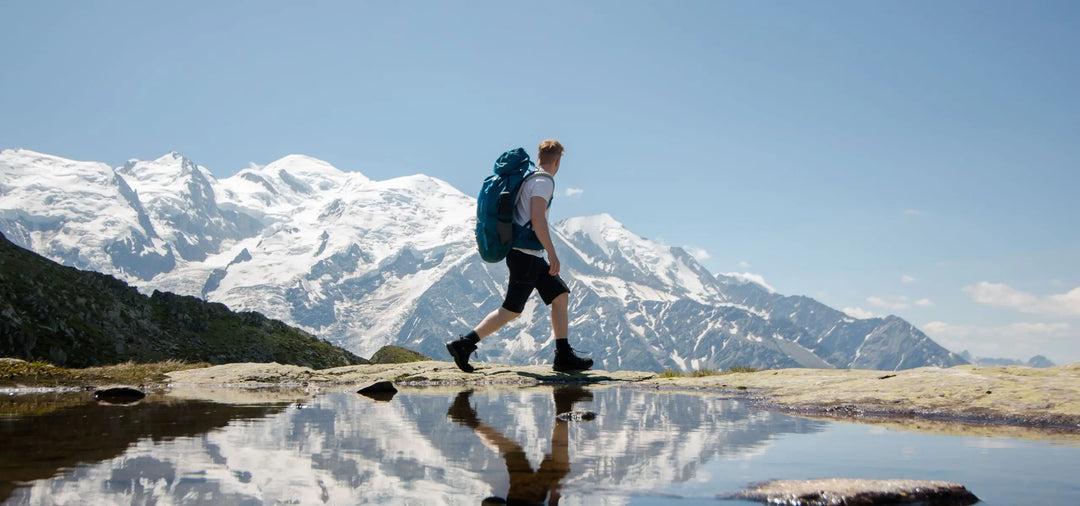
top-left (0, 148), bottom-right (965, 371)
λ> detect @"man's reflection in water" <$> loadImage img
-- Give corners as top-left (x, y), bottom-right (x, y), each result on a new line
top-left (447, 386), bottom-right (593, 505)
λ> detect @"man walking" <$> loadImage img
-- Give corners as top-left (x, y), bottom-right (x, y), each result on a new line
top-left (447, 139), bottom-right (593, 373)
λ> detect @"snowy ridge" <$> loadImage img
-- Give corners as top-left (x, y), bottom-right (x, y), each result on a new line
top-left (0, 149), bottom-right (173, 276)
top-left (556, 214), bottom-right (725, 305)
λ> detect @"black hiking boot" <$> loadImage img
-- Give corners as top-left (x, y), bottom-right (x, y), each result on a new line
top-left (553, 385), bottom-right (594, 414)
top-left (446, 337), bottom-right (478, 373)
top-left (447, 390), bottom-right (480, 428)
top-left (553, 347), bottom-right (593, 373)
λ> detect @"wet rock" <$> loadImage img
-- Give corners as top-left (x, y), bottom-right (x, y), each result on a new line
top-left (93, 387), bottom-right (146, 405)
top-left (556, 410), bottom-right (597, 422)
top-left (732, 478), bottom-right (979, 505)
top-left (357, 380), bottom-right (397, 402)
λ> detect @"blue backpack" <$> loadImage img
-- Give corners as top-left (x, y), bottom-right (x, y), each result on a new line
top-left (475, 148), bottom-right (554, 262)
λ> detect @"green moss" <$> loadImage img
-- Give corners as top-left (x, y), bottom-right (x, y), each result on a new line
top-left (0, 359), bottom-right (206, 387)
top-left (370, 346), bottom-right (430, 364)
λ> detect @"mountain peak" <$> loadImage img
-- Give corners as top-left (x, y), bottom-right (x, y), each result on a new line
top-left (1, 148), bottom-right (86, 166)
top-left (256, 154), bottom-right (364, 193)
top-left (118, 152), bottom-right (204, 183)
top-left (557, 213), bottom-right (627, 239)
top-left (719, 272), bottom-right (777, 294)
top-left (262, 154), bottom-right (356, 176)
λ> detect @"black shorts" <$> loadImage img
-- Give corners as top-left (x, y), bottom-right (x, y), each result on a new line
top-left (502, 249), bottom-right (570, 313)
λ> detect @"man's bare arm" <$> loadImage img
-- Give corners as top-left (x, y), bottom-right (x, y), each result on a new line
top-left (530, 195), bottom-right (559, 275)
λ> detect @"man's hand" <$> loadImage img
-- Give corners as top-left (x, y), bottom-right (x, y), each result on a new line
top-left (548, 251), bottom-right (561, 276)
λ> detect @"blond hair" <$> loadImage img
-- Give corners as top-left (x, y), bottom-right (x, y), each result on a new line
top-left (537, 139), bottom-right (564, 166)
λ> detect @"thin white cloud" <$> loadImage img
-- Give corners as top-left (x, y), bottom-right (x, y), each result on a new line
top-left (738, 260), bottom-right (751, 268)
top-left (248, 162), bottom-right (264, 170)
top-left (843, 307), bottom-right (875, 319)
top-left (564, 187), bottom-right (584, 197)
top-left (904, 209), bottom-right (923, 216)
top-left (867, 295), bottom-right (933, 311)
top-left (901, 275), bottom-right (916, 284)
top-left (684, 246), bottom-right (710, 262)
top-left (724, 272), bottom-right (775, 293)
top-left (964, 282), bottom-right (1080, 319)
top-left (923, 320), bottom-right (1077, 364)
top-left (867, 295), bottom-right (910, 311)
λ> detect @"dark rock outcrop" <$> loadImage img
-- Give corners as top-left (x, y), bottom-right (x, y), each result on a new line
top-left (0, 232), bottom-right (366, 369)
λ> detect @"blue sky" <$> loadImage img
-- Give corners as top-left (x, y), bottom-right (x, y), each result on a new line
top-left (3, 1), bottom-right (1078, 364)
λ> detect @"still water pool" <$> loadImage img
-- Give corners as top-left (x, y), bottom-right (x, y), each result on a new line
top-left (1, 385), bottom-right (1077, 505)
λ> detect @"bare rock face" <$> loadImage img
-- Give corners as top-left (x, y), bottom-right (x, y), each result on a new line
top-left (732, 478), bottom-right (979, 505)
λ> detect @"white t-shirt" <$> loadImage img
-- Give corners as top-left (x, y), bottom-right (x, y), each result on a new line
top-left (513, 174), bottom-right (553, 257)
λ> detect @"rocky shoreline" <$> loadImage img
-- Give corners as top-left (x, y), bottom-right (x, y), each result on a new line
top-left (155, 360), bottom-right (1080, 437)
top-left (5, 358), bottom-right (1079, 437)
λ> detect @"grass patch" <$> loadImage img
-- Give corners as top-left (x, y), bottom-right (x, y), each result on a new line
top-left (727, 366), bottom-right (760, 374)
top-left (658, 366), bottom-right (761, 378)
top-left (0, 359), bottom-right (207, 387)
top-left (370, 346), bottom-right (430, 364)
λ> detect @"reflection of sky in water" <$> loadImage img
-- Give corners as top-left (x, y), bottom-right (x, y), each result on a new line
top-left (1, 387), bottom-right (1077, 505)
top-left (657, 421), bottom-right (1080, 506)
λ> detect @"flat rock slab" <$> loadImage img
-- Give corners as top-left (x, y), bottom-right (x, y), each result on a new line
top-left (652, 363), bottom-right (1080, 430)
top-left (165, 360), bottom-right (655, 386)
top-left (733, 478), bottom-right (979, 505)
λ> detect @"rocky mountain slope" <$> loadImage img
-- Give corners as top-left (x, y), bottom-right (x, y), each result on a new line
top-left (0, 231), bottom-right (364, 369)
top-left (0, 148), bottom-right (966, 371)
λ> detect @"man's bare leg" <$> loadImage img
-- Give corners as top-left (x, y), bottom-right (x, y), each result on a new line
top-left (474, 307), bottom-right (520, 339)
top-left (551, 293), bottom-right (568, 340)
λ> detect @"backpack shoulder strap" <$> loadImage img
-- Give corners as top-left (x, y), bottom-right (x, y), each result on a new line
top-left (516, 170), bottom-right (555, 231)
top-left (517, 170), bottom-right (555, 201)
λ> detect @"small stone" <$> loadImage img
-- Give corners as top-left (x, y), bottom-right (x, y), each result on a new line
top-left (357, 381), bottom-right (397, 401)
top-left (93, 387), bottom-right (146, 404)
top-left (357, 380), bottom-right (397, 394)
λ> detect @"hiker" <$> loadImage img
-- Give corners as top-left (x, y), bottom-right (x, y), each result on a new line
top-left (447, 139), bottom-right (593, 373)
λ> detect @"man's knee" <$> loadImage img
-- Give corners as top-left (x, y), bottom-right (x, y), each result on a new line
top-left (552, 292), bottom-right (569, 307)
top-left (498, 307), bottom-right (522, 320)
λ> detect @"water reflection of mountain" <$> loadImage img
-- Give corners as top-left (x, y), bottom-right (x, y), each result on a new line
top-left (0, 394), bottom-right (289, 503)
top-left (429, 387), bottom-right (829, 497)
top-left (3, 387), bottom-right (826, 504)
